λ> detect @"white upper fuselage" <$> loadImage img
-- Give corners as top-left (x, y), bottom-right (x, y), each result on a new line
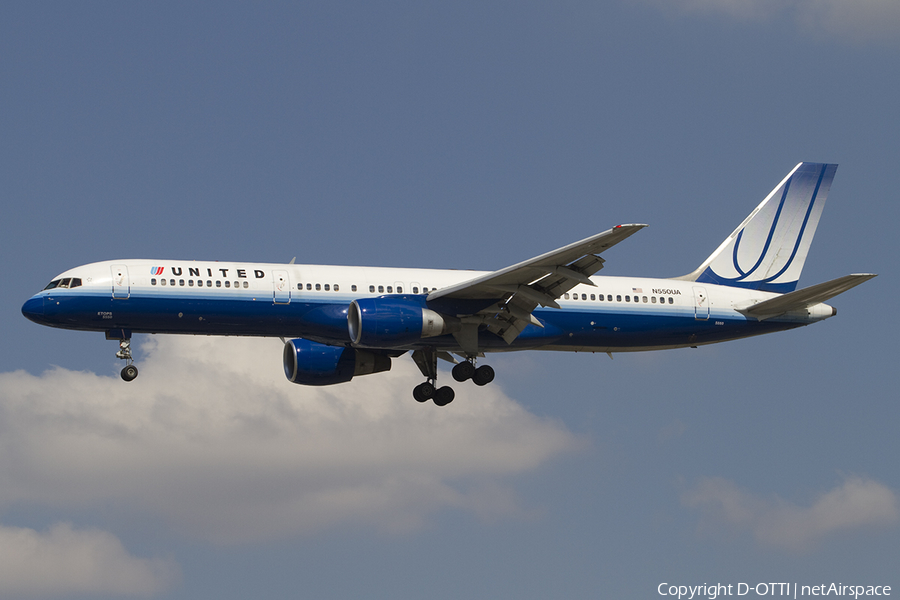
top-left (24, 258), bottom-right (833, 355)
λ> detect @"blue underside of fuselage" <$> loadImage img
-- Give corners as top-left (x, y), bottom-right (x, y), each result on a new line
top-left (25, 290), bottom-right (803, 352)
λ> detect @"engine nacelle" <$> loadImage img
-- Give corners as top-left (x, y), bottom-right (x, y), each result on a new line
top-left (348, 296), bottom-right (449, 348)
top-left (283, 338), bottom-right (391, 386)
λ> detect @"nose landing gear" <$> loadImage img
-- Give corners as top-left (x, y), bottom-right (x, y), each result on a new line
top-left (108, 330), bottom-right (138, 382)
top-left (116, 339), bottom-right (139, 381)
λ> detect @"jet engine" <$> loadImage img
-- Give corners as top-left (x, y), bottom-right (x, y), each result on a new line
top-left (283, 338), bottom-right (391, 386)
top-left (348, 296), bottom-right (449, 348)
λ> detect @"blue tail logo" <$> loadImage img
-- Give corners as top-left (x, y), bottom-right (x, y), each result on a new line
top-left (685, 162), bottom-right (837, 293)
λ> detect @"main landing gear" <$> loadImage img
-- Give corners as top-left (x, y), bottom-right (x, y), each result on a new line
top-left (451, 361), bottom-right (494, 386)
top-left (410, 348), bottom-right (494, 407)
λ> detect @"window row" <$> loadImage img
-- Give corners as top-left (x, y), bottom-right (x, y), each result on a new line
top-left (563, 292), bottom-right (675, 305)
top-left (297, 283), bottom-right (345, 292)
top-left (293, 283), bottom-right (437, 294)
top-left (151, 278), bottom-right (249, 289)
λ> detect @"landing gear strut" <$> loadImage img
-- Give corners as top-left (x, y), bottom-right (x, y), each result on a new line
top-left (109, 331), bottom-right (138, 382)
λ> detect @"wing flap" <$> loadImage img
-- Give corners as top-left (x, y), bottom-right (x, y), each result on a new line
top-left (425, 224), bottom-right (646, 349)
top-left (428, 224), bottom-right (646, 302)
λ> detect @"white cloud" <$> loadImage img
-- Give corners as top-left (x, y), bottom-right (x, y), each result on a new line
top-left (0, 522), bottom-right (178, 597)
top-left (682, 475), bottom-right (899, 550)
top-left (0, 336), bottom-right (581, 545)
top-left (648, 0), bottom-right (900, 42)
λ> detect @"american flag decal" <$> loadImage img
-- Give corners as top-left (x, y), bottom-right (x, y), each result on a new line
top-left (632, 287), bottom-right (642, 293)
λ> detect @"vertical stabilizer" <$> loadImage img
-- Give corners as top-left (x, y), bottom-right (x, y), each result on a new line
top-left (680, 162), bottom-right (837, 293)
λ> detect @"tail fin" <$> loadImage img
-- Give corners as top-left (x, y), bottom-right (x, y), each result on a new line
top-left (680, 162), bottom-right (837, 293)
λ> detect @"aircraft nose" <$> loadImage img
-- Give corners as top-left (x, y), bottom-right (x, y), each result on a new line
top-left (21, 295), bottom-right (44, 322)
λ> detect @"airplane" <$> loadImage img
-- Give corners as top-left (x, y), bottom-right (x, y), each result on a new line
top-left (22, 162), bottom-right (875, 406)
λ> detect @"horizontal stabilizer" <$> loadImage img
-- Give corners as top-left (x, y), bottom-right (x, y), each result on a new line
top-left (737, 273), bottom-right (876, 321)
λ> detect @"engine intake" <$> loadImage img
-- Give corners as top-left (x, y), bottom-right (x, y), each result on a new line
top-left (283, 338), bottom-right (391, 386)
top-left (348, 296), bottom-right (449, 348)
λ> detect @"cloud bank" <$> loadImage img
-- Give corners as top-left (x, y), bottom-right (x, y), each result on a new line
top-left (651, 0), bottom-right (900, 42)
top-left (0, 336), bottom-right (581, 546)
top-left (683, 475), bottom-right (899, 550)
top-left (0, 523), bottom-right (177, 597)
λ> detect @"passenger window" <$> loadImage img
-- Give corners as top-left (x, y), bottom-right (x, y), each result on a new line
top-left (616, 295), bottom-right (621, 302)
top-left (668, 297), bottom-right (673, 304)
top-left (564, 293), bottom-right (570, 299)
top-left (378, 285), bottom-right (384, 293)
top-left (216, 281), bottom-right (221, 288)
top-left (243, 282), bottom-right (249, 288)
top-left (351, 285), bottom-right (357, 292)
top-left (161, 279), bottom-right (167, 286)
top-left (207, 280), bottom-right (212, 287)
top-left (315, 283), bottom-right (321, 291)
top-left (151, 278), bottom-right (157, 286)
top-left (189, 280), bottom-right (194, 287)
top-left (180, 280), bottom-right (185, 286)
top-left (582, 294), bottom-right (587, 300)
top-left (413, 287), bottom-right (419, 294)
top-left (334, 284), bottom-right (340, 291)
top-left (369, 285), bottom-right (375, 293)
top-left (608, 295), bottom-right (613, 301)
top-left (307, 283), bottom-right (312, 290)
top-left (651, 296), bottom-right (656, 303)
top-left (590, 294), bottom-right (595, 301)
top-left (387, 286), bottom-right (393, 293)
top-left (324, 284), bottom-right (330, 291)
top-left (197, 280), bottom-right (202, 287)
top-left (643, 296), bottom-right (648, 303)
top-left (224, 281), bottom-right (230, 288)
top-left (297, 284), bottom-right (302, 290)
top-left (397, 286), bottom-right (402, 293)
top-left (625, 295), bottom-right (630, 302)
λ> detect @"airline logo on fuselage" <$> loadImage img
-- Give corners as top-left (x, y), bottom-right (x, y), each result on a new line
top-left (153, 266), bottom-right (267, 279)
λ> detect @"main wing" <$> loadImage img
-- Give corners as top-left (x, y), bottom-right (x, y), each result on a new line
top-left (427, 224), bottom-right (647, 351)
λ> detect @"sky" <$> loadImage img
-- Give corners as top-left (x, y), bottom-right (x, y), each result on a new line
top-left (1, 1), bottom-right (898, 598)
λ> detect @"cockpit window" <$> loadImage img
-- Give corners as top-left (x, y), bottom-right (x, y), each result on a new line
top-left (42, 277), bottom-right (82, 291)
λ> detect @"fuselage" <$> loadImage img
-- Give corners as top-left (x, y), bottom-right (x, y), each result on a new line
top-left (21, 259), bottom-right (835, 354)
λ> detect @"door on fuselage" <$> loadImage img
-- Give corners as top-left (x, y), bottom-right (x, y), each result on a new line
top-left (692, 286), bottom-right (709, 320)
top-left (111, 264), bottom-right (130, 299)
top-left (273, 270), bottom-right (291, 304)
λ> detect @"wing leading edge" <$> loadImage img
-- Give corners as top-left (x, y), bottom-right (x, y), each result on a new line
top-left (426, 224), bottom-right (647, 351)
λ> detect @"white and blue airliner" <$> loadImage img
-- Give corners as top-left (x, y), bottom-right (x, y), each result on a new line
top-left (22, 163), bottom-right (875, 406)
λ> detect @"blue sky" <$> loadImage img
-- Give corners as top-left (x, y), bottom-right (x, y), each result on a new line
top-left (1, 1), bottom-right (898, 598)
